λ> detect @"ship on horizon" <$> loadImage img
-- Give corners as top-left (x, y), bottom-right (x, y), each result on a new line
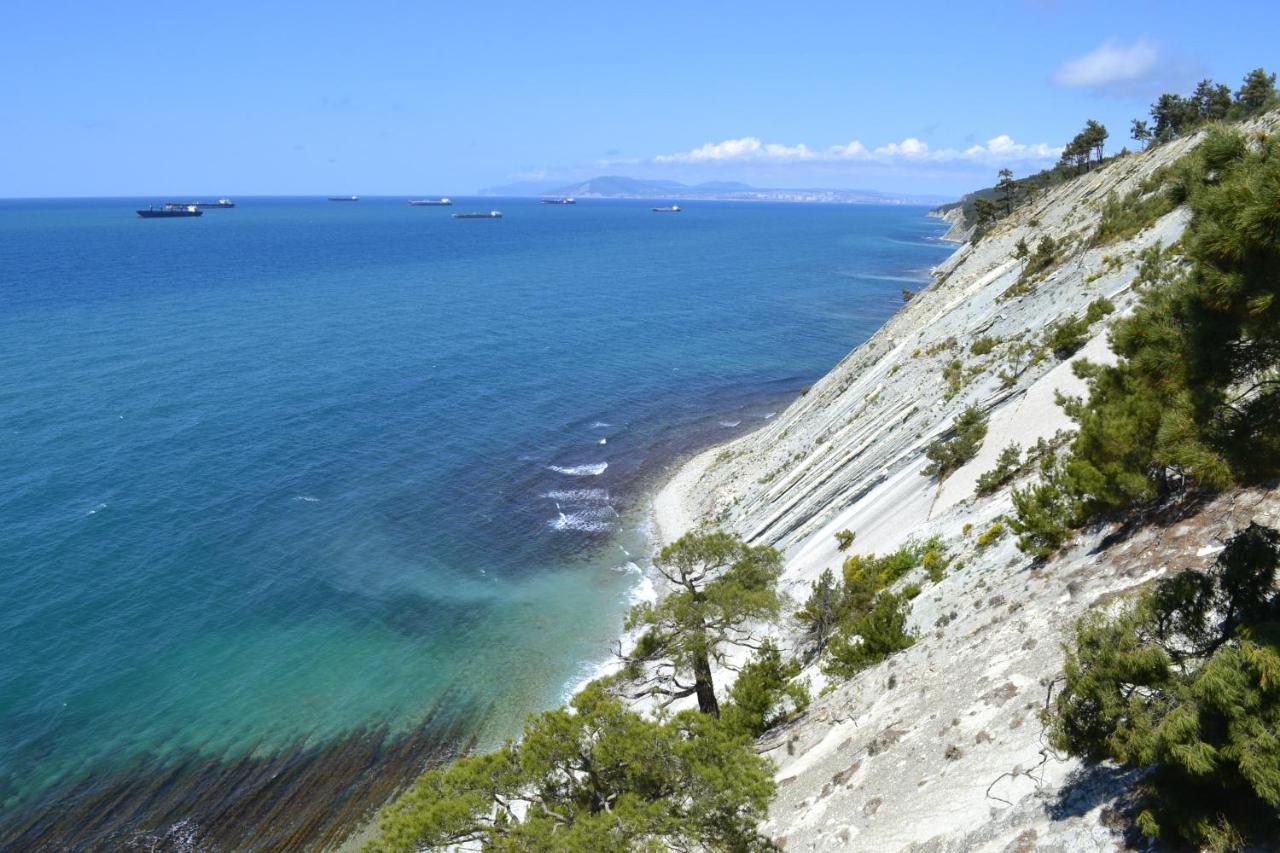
top-left (452, 210), bottom-right (503, 219)
top-left (651, 204), bottom-right (682, 213)
top-left (327, 195), bottom-right (359, 202)
top-left (540, 197), bottom-right (576, 205)
top-left (408, 198), bottom-right (452, 206)
top-left (164, 198), bottom-right (235, 209)
top-left (137, 204), bottom-right (202, 219)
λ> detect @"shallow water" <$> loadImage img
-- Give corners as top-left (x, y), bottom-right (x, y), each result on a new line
top-left (0, 195), bottom-right (951, 844)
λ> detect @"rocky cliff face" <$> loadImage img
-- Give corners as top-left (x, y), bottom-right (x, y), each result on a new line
top-left (652, 114), bottom-right (1280, 851)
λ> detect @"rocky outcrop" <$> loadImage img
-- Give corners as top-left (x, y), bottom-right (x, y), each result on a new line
top-left (652, 113), bottom-right (1280, 851)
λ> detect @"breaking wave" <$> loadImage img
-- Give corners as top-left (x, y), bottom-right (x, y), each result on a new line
top-left (547, 462), bottom-right (608, 476)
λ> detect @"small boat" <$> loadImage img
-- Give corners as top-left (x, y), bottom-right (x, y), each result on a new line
top-left (652, 205), bottom-right (682, 213)
top-left (408, 198), bottom-right (452, 206)
top-left (327, 195), bottom-right (359, 202)
top-left (452, 211), bottom-right (503, 219)
top-left (138, 205), bottom-right (202, 218)
top-left (540, 197), bottom-right (576, 205)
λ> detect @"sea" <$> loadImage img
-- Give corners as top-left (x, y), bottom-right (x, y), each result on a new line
top-left (0, 195), bottom-right (952, 849)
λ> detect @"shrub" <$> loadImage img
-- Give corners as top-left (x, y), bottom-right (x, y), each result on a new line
top-left (970, 335), bottom-right (999, 356)
top-left (923, 405), bottom-right (989, 480)
top-left (1091, 186), bottom-right (1177, 245)
top-left (822, 592), bottom-right (915, 677)
top-left (975, 522), bottom-right (1005, 549)
top-left (796, 567), bottom-right (843, 657)
top-left (722, 641), bottom-right (809, 738)
top-left (1007, 451), bottom-right (1082, 559)
top-left (942, 358), bottom-right (964, 399)
top-left (834, 529), bottom-right (856, 551)
top-left (1012, 235), bottom-right (1059, 292)
top-left (1044, 298), bottom-right (1115, 360)
top-left (1050, 524), bottom-right (1280, 850)
top-left (975, 443), bottom-right (1023, 495)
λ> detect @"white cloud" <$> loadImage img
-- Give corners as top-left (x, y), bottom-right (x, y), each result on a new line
top-left (652, 134), bottom-right (1060, 167)
top-left (1051, 39), bottom-right (1160, 90)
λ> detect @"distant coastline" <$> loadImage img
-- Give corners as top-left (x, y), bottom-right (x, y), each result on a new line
top-left (479, 175), bottom-right (949, 206)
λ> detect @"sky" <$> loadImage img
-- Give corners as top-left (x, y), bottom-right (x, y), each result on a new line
top-left (1, 1), bottom-right (1276, 198)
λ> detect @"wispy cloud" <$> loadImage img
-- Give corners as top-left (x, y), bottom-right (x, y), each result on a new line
top-left (1051, 39), bottom-right (1166, 95)
top-left (650, 134), bottom-right (1059, 167)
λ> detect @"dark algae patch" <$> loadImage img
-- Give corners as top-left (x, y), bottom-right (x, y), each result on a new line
top-left (0, 698), bottom-right (489, 851)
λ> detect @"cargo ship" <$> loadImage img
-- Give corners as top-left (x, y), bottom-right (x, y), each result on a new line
top-left (164, 198), bottom-right (235, 209)
top-left (137, 204), bottom-right (202, 218)
top-left (540, 197), bottom-right (576, 205)
top-left (452, 211), bottom-right (503, 219)
top-left (327, 195), bottom-right (359, 202)
top-left (651, 204), bottom-right (682, 213)
top-left (408, 198), bottom-right (452, 206)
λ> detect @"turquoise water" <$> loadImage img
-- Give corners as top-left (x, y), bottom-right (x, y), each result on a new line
top-left (0, 196), bottom-right (951, 842)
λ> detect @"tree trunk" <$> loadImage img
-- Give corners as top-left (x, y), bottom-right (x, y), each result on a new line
top-left (692, 653), bottom-right (720, 717)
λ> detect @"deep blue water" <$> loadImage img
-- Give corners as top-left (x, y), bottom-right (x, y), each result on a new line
top-left (0, 196), bottom-right (951, 834)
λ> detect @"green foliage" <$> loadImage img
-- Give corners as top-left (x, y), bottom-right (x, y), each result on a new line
top-left (969, 335), bottom-right (999, 356)
top-left (901, 287), bottom-right (915, 302)
top-left (822, 592), bottom-right (915, 678)
top-left (995, 168), bottom-right (1017, 215)
top-left (368, 685), bottom-right (778, 852)
top-left (795, 567), bottom-right (842, 657)
top-left (923, 405), bottom-right (988, 480)
top-left (834, 529), bottom-right (856, 551)
top-left (942, 357), bottom-right (964, 399)
top-left (1059, 120), bottom-right (1109, 173)
top-left (1093, 185), bottom-right (1178, 245)
top-left (626, 531), bottom-right (782, 716)
top-left (1043, 298), bottom-right (1115, 360)
top-left (721, 641), bottom-right (809, 738)
top-left (975, 521), bottom-right (1005, 550)
top-left (1050, 524), bottom-right (1280, 850)
top-left (813, 538), bottom-right (947, 677)
top-left (1012, 128), bottom-right (1280, 555)
top-left (975, 442), bottom-right (1022, 495)
top-left (1007, 450), bottom-right (1082, 559)
top-left (1147, 67), bottom-right (1277, 144)
top-left (1005, 235), bottom-right (1060, 298)
top-left (1235, 67), bottom-right (1278, 117)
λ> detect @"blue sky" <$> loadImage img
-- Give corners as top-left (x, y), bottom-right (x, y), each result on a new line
top-left (1, 1), bottom-right (1276, 198)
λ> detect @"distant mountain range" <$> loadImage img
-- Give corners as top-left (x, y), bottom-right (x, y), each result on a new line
top-left (478, 175), bottom-right (949, 206)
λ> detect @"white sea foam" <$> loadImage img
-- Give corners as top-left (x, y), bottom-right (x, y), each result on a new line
top-left (548, 505), bottom-right (619, 532)
top-left (718, 419), bottom-right (742, 428)
top-left (762, 411), bottom-right (777, 419)
top-left (542, 488), bottom-right (609, 502)
top-left (589, 421), bottom-right (612, 429)
top-left (547, 462), bottom-right (608, 476)
top-left (294, 495), bottom-right (320, 503)
top-left (598, 437), bottom-right (607, 445)
top-left (87, 502), bottom-right (107, 516)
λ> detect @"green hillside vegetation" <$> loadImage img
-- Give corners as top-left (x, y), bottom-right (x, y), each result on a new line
top-left (797, 537), bottom-right (948, 677)
top-left (367, 684), bottom-right (777, 852)
top-left (1010, 124), bottom-right (1280, 558)
top-left (1050, 524), bottom-right (1280, 850)
top-left (938, 68), bottom-right (1277, 236)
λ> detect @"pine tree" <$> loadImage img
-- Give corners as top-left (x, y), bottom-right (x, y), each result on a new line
top-left (368, 685), bottom-right (778, 851)
top-left (1234, 67), bottom-right (1278, 116)
top-left (996, 168), bottom-right (1017, 215)
top-left (624, 531), bottom-right (781, 717)
top-left (1130, 118), bottom-right (1152, 149)
top-left (1050, 524), bottom-right (1280, 849)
